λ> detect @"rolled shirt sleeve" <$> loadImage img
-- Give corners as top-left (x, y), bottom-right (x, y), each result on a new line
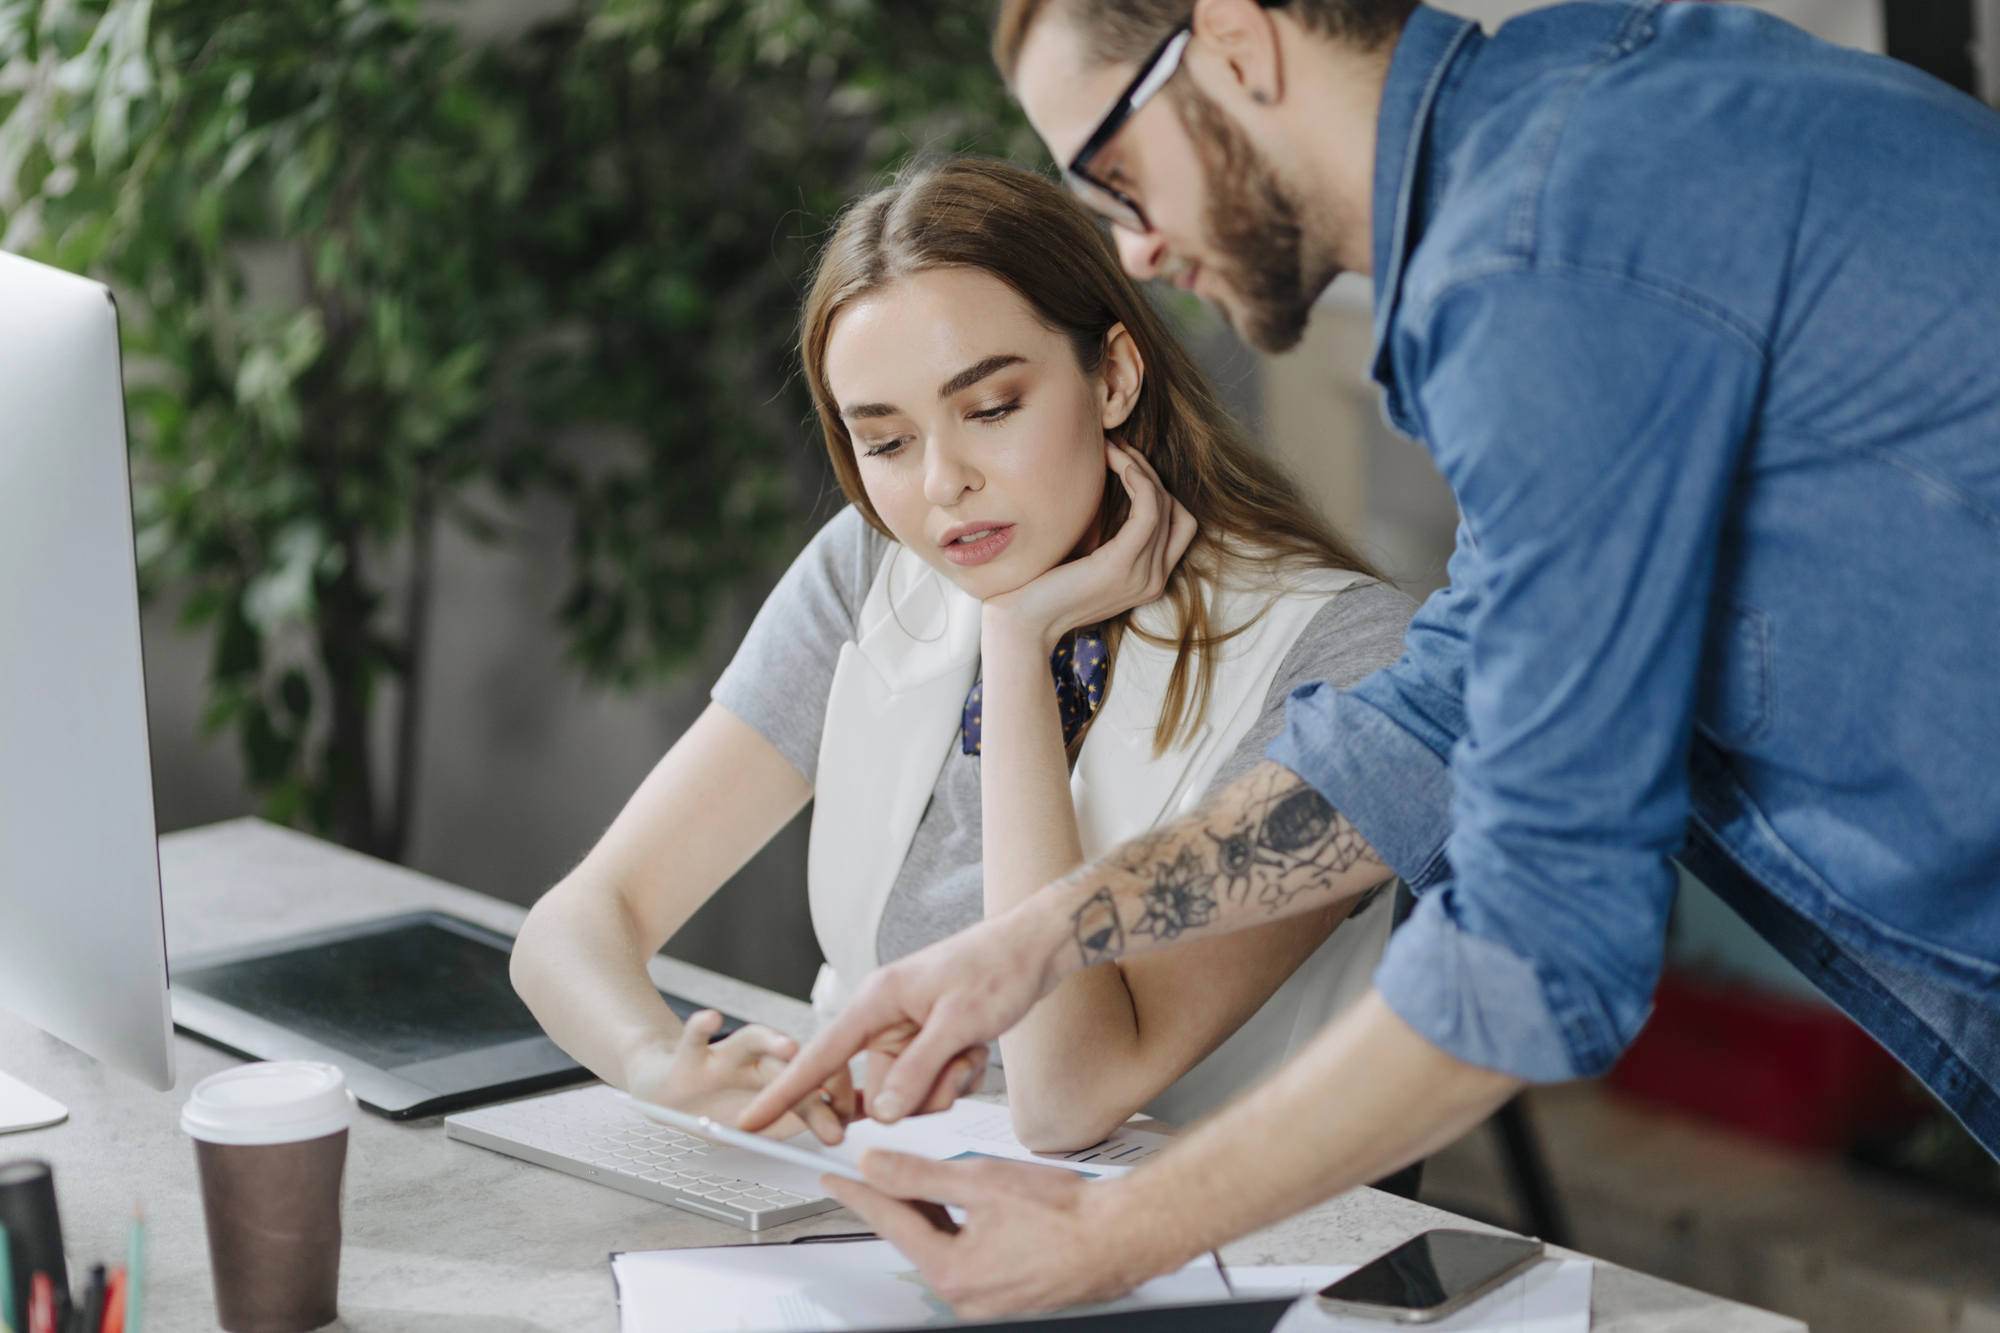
top-left (1273, 271), bottom-right (1764, 1082)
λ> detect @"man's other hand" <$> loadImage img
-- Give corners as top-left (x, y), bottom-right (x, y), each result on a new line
top-left (739, 903), bottom-right (1067, 1132)
top-left (825, 1151), bottom-right (1176, 1318)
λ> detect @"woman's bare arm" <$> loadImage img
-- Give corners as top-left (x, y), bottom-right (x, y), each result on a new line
top-left (978, 608), bottom-right (1353, 1149)
top-left (976, 444), bottom-right (1345, 1150)
top-left (974, 599), bottom-right (1095, 1145)
top-left (509, 702), bottom-right (813, 1114)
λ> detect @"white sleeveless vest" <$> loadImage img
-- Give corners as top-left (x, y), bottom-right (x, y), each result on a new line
top-left (807, 546), bottom-right (1394, 1125)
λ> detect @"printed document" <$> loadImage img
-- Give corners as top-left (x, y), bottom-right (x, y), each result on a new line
top-left (610, 1246), bottom-right (1589, 1333)
top-left (611, 1240), bottom-right (1232, 1333)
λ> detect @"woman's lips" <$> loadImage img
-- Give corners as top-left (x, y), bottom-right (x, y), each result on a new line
top-left (938, 523), bottom-right (1017, 567)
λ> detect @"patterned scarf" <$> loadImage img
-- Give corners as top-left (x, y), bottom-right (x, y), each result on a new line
top-left (961, 630), bottom-right (1108, 757)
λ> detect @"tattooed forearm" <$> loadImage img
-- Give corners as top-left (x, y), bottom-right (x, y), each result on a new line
top-left (1066, 761), bottom-right (1389, 969)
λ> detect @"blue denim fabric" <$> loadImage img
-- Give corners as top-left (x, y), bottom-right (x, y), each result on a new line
top-left (1269, 1), bottom-right (2000, 1151)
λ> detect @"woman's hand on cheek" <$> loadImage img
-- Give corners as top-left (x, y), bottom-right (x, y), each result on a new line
top-left (630, 1010), bottom-right (857, 1143)
top-left (982, 440), bottom-right (1197, 651)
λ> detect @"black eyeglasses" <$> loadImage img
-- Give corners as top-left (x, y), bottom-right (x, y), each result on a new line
top-left (1062, 21), bottom-right (1193, 235)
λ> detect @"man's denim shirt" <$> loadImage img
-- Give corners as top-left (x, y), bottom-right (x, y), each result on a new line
top-left (1270, 0), bottom-right (2000, 1150)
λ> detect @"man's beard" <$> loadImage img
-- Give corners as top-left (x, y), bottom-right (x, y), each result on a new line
top-left (1174, 82), bottom-right (1334, 355)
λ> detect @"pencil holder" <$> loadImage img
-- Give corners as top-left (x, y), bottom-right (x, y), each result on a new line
top-left (0, 1159), bottom-right (71, 1333)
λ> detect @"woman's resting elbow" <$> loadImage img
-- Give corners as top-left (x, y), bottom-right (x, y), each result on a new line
top-left (1010, 1103), bottom-right (1127, 1155)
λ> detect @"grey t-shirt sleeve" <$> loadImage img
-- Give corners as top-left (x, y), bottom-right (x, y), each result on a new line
top-left (711, 506), bottom-right (890, 782)
top-left (1204, 580), bottom-right (1418, 793)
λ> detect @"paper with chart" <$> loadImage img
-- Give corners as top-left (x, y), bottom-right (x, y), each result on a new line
top-left (669, 1097), bottom-right (1178, 1199)
top-left (1230, 1258), bottom-right (1593, 1333)
top-left (612, 1239), bottom-right (1232, 1333)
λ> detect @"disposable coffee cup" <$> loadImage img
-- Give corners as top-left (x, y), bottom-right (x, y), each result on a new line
top-left (181, 1062), bottom-right (356, 1333)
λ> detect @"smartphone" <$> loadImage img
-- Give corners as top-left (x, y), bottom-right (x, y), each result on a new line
top-left (1314, 1229), bottom-right (1544, 1324)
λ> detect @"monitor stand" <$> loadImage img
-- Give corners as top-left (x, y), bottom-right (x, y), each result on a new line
top-left (0, 1069), bottom-right (68, 1134)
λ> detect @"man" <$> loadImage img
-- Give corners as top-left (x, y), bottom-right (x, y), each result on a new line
top-left (745, 0), bottom-right (2000, 1315)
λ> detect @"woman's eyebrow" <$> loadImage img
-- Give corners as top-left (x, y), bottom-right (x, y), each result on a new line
top-left (938, 354), bottom-right (1025, 399)
top-left (841, 354), bottom-right (1026, 420)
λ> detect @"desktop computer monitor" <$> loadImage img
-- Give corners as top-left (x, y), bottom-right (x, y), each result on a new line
top-left (0, 250), bottom-right (175, 1132)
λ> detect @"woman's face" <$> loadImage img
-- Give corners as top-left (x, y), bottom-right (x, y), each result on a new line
top-left (824, 266), bottom-right (1143, 600)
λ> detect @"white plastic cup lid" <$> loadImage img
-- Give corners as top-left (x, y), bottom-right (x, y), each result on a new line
top-left (181, 1061), bottom-right (358, 1146)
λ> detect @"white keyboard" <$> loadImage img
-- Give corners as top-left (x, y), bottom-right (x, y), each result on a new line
top-left (444, 1084), bottom-right (841, 1231)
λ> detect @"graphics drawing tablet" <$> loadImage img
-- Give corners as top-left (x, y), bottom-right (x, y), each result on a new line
top-left (171, 911), bottom-right (747, 1120)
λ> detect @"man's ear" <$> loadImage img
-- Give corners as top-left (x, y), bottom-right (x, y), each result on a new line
top-left (1100, 323), bottom-right (1145, 430)
top-left (1189, 0), bottom-right (1285, 107)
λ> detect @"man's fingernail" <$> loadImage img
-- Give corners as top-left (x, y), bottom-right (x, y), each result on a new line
top-left (874, 1094), bottom-right (903, 1120)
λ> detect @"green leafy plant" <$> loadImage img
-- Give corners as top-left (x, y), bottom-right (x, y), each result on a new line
top-left (0, 0), bottom-right (1033, 859)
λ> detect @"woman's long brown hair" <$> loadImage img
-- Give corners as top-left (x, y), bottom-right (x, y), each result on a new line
top-left (801, 157), bottom-right (1377, 754)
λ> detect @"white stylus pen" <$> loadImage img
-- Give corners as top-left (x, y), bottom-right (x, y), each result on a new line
top-left (623, 1095), bottom-right (872, 1184)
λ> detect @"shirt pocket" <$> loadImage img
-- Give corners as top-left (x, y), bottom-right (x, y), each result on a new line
top-left (1695, 601), bottom-right (1774, 749)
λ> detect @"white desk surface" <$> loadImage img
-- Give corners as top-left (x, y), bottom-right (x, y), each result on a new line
top-left (0, 819), bottom-right (1806, 1333)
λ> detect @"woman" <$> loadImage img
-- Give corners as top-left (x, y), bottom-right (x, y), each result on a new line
top-left (510, 157), bottom-right (1414, 1154)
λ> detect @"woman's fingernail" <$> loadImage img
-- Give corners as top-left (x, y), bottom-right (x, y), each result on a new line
top-left (874, 1093), bottom-right (904, 1121)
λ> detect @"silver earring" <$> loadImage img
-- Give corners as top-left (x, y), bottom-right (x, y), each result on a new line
top-left (1253, 90), bottom-right (1269, 103)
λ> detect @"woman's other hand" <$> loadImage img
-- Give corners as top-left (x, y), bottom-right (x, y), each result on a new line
top-left (982, 441), bottom-right (1196, 650)
top-left (630, 1009), bottom-right (857, 1143)
top-left (862, 1019), bottom-right (991, 1120)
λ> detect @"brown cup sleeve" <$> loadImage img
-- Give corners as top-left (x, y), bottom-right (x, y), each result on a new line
top-left (194, 1129), bottom-right (347, 1333)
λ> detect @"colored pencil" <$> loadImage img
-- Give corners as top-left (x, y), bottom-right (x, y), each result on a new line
top-left (25, 1274), bottom-right (52, 1333)
top-left (100, 1269), bottom-right (124, 1333)
top-left (1, 1217), bottom-right (15, 1333)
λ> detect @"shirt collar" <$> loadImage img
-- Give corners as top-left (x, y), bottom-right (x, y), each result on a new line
top-left (1369, 4), bottom-right (1481, 384)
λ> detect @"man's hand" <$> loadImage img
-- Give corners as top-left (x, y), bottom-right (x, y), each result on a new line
top-left (824, 1152), bottom-right (1180, 1319)
top-left (740, 903), bottom-right (1069, 1132)
top-left (815, 994), bottom-right (1524, 1320)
